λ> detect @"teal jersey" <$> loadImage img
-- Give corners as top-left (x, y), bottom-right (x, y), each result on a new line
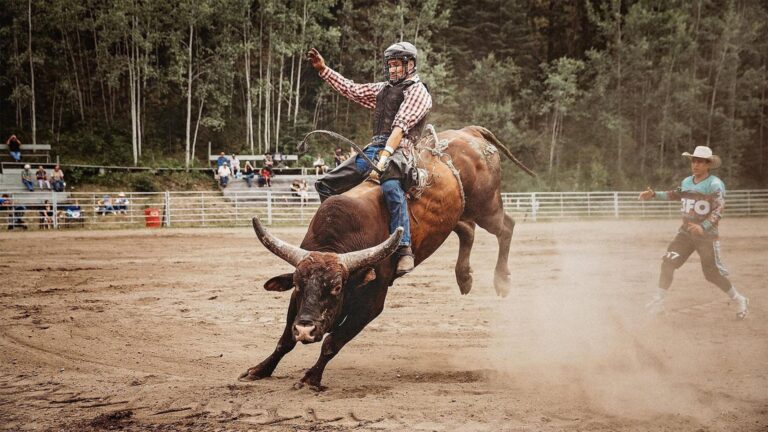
top-left (656, 175), bottom-right (726, 237)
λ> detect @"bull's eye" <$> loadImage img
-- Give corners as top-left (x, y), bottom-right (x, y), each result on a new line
top-left (330, 284), bottom-right (342, 296)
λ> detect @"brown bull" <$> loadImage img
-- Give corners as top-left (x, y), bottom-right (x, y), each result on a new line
top-left (239, 126), bottom-right (535, 390)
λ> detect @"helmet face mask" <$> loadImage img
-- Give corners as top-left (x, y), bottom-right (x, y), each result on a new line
top-left (383, 42), bottom-right (417, 84)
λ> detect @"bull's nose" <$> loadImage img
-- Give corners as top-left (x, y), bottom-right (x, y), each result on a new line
top-left (294, 323), bottom-right (316, 342)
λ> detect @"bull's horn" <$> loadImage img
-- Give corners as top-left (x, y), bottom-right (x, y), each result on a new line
top-left (252, 216), bottom-right (309, 267)
top-left (339, 227), bottom-right (404, 273)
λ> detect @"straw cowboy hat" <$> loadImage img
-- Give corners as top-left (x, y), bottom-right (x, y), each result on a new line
top-left (682, 146), bottom-right (721, 169)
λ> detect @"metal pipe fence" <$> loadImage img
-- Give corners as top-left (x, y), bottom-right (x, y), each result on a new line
top-left (1, 189), bottom-right (766, 231)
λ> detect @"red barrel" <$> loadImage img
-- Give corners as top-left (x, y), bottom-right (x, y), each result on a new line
top-left (144, 208), bottom-right (161, 228)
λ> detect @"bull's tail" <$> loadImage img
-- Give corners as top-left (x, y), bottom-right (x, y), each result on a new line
top-left (472, 126), bottom-right (537, 177)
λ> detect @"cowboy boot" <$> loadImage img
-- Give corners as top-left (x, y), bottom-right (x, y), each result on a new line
top-left (395, 246), bottom-right (415, 277)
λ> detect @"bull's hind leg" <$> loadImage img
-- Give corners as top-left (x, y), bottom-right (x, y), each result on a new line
top-left (454, 221), bottom-right (476, 295)
top-left (238, 291), bottom-right (299, 381)
top-left (476, 209), bottom-right (515, 297)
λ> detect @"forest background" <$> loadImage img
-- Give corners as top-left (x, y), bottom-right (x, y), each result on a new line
top-left (1, 0), bottom-right (767, 191)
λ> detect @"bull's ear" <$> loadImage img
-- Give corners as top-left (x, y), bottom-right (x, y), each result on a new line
top-left (362, 268), bottom-right (376, 284)
top-left (264, 273), bottom-right (295, 291)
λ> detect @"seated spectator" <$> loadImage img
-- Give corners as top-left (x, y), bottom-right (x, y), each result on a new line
top-left (217, 163), bottom-right (231, 187)
top-left (51, 165), bottom-right (65, 192)
top-left (259, 167), bottom-right (272, 187)
top-left (58, 201), bottom-right (84, 228)
top-left (115, 192), bottom-right (129, 214)
top-left (334, 147), bottom-right (346, 167)
top-left (97, 195), bottom-right (115, 216)
top-left (216, 152), bottom-right (229, 168)
top-left (313, 154), bottom-right (328, 175)
top-left (21, 164), bottom-right (34, 191)
top-left (290, 179), bottom-right (301, 197)
top-left (7, 135), bottom-right (22, 162)
top-left (242, 161), bottom-right (256, 188)
top-left (273, 151), bottom-right (284, 167)
top-left (39, 199), bottom-right (54, 229)
top-left (36, 165), bottom-right (51, 190)
top-left (263, 153), bottom-right (274, 171)
top-left (231, 154), bottom-right (241, 178)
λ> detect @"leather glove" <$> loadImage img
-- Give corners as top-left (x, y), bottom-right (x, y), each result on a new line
top-left (307, 48), bottom-right (326, 72)
top-left (369, 149), bottom-right (391, 181)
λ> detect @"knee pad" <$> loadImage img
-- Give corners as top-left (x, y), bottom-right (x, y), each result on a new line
top-left (380, 179), bottom-right (404, 200)
top-left (661, 251), bottom-right (683, 268)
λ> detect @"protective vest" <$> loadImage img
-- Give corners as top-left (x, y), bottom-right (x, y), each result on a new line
top-left (372, 80), bottom-right (429, 143)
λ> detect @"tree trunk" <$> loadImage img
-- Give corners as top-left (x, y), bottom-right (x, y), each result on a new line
top-left (548, 110), bottom-right (559, 174)
top-left (706, 43), bottom-right (729, 146)
top-left (192, 94), bottom-right (206, 163)
top-left (28, 0), bottom-right (36, 144)
top-left (185, 23), bottom-right (194, 169)
top-left (128, 38), bottom-right (138, 165)
top-left (257, 11), bottom-right (263, 153)
top-left (615, 0), bottom-right (623, 177)
top-left (275, 54), bottom-right (284, 152)
top-left (263, 26), bottom-right (272, 154)
top-left (244, 14), bottom-right (254, 154)
top-left (63, 32), bottom-right (85, 122)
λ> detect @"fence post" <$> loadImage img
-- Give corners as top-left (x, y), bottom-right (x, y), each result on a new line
top-left (235, 192), bottom-right (239, 223)
top-left (747, 191), bottom-right (751, 216)
top-left (613, 192), bottom-right (619, 218)
top-left (530, 193), bottom-right (537, 222)
top-left (267, 190), bottom-right (273, 225)
top-left (51, 190), bottom-right (58, 229)
top-left (164, 191), bottom-right (171, 227)
top-left (201, 192), bottom-right (206, 227)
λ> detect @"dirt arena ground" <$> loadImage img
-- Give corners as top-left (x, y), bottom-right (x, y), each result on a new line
top-left (0, 218), bottom-right (766, 431)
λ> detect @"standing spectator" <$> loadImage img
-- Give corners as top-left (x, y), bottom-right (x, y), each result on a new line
top-left (0, 194), bottom-right (9, 229)
top-left (21, 164), bottom-right (35, 191)
top-left (217, 163), bottom-right (232, 187)
top-left (7, 135), bottom-right (22, 162)
top-left (51, 165), bottom-right (65, 192)
top-left (216, 152), bottom-right (229, 168)
top-left (36, 165), bottom-right (51, 190)
top-left (259, 166), bottom-right (272, 187)
top-left (39, 199), bottom-right (54, 229)
top-left (242, 161), bottom-right (256, 187)
top-left (3, 196), bottom-right (27, 230)
top-left (313, 154), bottom-right (328, 175)
top-left (115, 192), bottom-right (129, 214)
top-left (231, 154), bottom-right (241, 178)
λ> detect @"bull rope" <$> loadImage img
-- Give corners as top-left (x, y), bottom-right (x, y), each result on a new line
top-left (297, 129), bottom-right (383, 174)
top-left (298, 126), bottom-right (467, 213)
top-left (412, 124), bottom-right (466, 213)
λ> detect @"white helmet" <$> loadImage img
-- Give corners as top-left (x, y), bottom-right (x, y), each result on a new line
top-left (384, 42), bottom-right (418, 84)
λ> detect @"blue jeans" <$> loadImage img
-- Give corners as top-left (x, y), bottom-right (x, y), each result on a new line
top-left (357, 136), bottom-right (411, 246)
top-left (244, 174), bottom-right (254, 187)
top-left (22, 179), bottom-right (34, 191)
top-left (10, 151), bottom-right (21, 162)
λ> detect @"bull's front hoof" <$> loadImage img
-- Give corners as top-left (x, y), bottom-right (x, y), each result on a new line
top-left (456, 267), bottom-right (473, 295)
top-left (493, 273), bottom-right (511, 298)
top-left (293, 380), bottom-right (327, 392)
top-left (238, 367), bottom-right (271, 382)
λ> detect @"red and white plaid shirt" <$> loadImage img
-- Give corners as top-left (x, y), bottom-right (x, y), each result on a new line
top-left (319, 67), bottom-right (432, 150)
